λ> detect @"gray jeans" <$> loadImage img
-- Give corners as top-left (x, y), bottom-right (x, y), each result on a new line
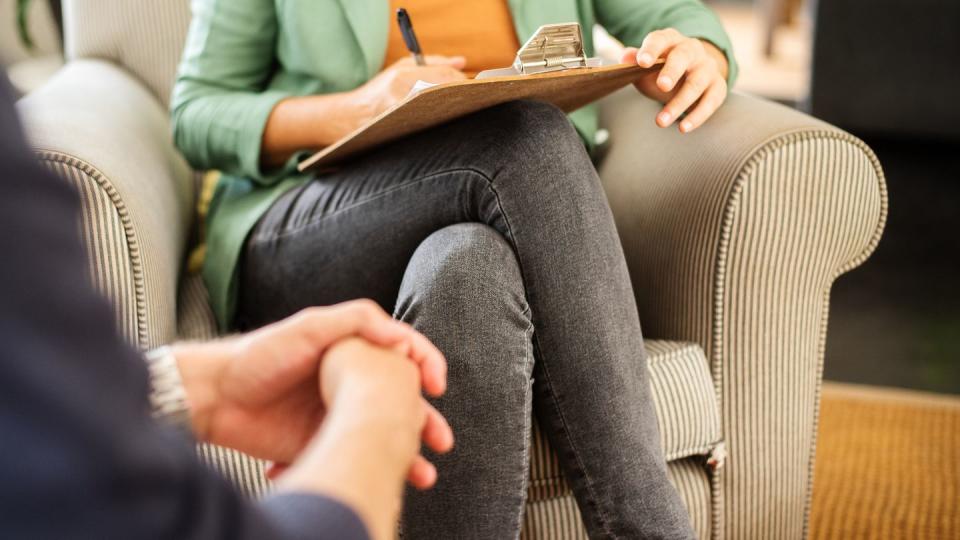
top-left (237, 101), bottom-right (694, 539)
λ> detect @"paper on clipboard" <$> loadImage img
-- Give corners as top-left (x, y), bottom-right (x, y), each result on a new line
top-left (408, 80), bottom-right (438, 96)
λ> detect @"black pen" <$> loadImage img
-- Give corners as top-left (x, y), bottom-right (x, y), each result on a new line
top-left (396, 8), bottom-right (425, 66)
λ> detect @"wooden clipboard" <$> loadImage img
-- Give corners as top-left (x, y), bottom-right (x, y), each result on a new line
top-left (297, 62), bottom-right (653, 172)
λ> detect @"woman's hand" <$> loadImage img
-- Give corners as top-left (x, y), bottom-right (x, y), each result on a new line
top-left (349, 55), bottom-right (468, 120)
top-left (620, 28), bottom-right (730, 133)
top-left (261, 55), bottom-right (466, 166)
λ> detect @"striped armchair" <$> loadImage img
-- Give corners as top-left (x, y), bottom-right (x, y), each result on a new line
top-left (15, 2), bottom-right (887, 538)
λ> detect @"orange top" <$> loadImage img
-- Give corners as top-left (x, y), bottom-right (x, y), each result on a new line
top-left (384, 0), bottom-right (521, 78)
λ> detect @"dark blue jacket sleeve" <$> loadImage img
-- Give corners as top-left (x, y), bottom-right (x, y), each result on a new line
top-left (0, 74), bottom-right (367, 540)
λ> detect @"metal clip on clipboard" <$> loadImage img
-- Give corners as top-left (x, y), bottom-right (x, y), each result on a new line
top-left (476, 23), bottom-right (609, 79)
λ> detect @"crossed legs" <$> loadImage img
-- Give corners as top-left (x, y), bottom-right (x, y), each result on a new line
top-left (237, 101), bottom-right (693, 539)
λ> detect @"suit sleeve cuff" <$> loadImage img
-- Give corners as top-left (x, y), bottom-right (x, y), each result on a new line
top-left (260, 493), bottom-right (370, 540)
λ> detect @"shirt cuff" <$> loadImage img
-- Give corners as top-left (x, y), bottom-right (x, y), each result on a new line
top-left (238, 90), bottom-right (302, 184)
top-left (260, 493), bottom-right (370, 540)
top-left (670, 22), bottom-right (739, 88)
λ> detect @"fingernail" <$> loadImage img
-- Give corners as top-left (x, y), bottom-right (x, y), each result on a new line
top-left (638, 53), bottom-right (653, 65)
top-left (680, 120), bottom-right (693, 133)
top-left (658, 76), bottom-right (672, 89)
top-left (658, 111), bottom-right (672, 125)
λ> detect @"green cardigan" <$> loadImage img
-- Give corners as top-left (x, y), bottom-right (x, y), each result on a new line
top-left (171, 0), bottom-right (737, 330)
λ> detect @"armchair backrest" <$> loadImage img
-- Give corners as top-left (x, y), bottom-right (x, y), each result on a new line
top-left (63, 0), bottom-right (191, 107)
top-left (0, 0), bottom-right (61, 65)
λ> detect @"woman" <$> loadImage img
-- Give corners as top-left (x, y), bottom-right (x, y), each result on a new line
top-left (172, 1), bottom-right (736, 537)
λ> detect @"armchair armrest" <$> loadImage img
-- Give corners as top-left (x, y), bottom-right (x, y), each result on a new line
top-left (598, 89), bottom-right (887, 539)
top-left (17, 59), bottom-right (195, 349)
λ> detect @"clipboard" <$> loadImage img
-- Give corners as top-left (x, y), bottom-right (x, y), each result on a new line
top-left (298, 23), bottom-right (654, 172)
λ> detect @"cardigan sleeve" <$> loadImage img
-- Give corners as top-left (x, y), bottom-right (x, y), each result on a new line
top-left (594, 0), bottom-right (739, 86)
top-left (170, 0), bottom-right (300, 184)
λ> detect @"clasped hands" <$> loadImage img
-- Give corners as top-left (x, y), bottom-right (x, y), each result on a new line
top-left (172, 300), bottom-right (452, 538)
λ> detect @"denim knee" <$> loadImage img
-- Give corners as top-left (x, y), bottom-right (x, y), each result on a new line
top-left (467, 100), bottom-right (597, 198)
top-left (484, 100), bottom-right (585, 157)
top-left (397, 223), bottom-right (525, 314)
top-left (395, 223), bottom-right (533, 397)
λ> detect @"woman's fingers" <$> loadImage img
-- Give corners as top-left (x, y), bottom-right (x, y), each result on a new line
top-left (424, 55), bottom-right (466, 69)
top-left (395, 55), bottom-right (466, 69)
top-left (420, 400), bottom-right (454, 453)
top-left (657, 40), bottom-right (705, 93)
top-left (635, 28), bottom-right (685, 68)
top-left (628, 29), bottom-right (730, 131)
top-left (420, 65), bottom-right (469, 83)
top-left (677, 79), bottom-right (728, 133)
top-left (658, 62), bottom-right (717, 127)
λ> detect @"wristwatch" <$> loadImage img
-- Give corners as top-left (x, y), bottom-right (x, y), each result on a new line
top-left (144, 346), bottom-right (192, 429)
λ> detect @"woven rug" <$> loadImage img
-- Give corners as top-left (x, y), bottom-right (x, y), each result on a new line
top-left (810, 383), bottom-right (960, 539)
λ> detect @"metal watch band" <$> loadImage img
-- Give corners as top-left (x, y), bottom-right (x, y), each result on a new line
top-left (144, 346), bottom-right (192, 429)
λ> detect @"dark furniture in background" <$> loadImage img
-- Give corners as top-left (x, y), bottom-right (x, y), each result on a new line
top-left (811, 0), bottom-right (960, 394)
top-left (811, 0), bottom-right (960, 141)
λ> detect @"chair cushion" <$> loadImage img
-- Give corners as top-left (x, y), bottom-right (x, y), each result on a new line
top-left (521, 456), bottom-right (713, 540)
top-left (646, 339), bottom-right (722, 460)
top-left (527, 340), bottom-right (721, 502)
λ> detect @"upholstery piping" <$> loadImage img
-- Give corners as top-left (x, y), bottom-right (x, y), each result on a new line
top-left (34, 150), bottom-right (149, 348)
top-left (712, 128), bottom-right (889, 538)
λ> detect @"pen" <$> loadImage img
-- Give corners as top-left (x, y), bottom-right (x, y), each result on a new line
top-left (396, 8), bottom-right (425, 66)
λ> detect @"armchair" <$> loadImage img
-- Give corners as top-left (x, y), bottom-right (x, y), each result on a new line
top-left (16, 1), bottom-right (886, 538)
top-left (599, 89), bottom-right (886, 538)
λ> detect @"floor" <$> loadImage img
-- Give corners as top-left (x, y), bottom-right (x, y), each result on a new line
top-left (810, 383), bottom-right (960, 539)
